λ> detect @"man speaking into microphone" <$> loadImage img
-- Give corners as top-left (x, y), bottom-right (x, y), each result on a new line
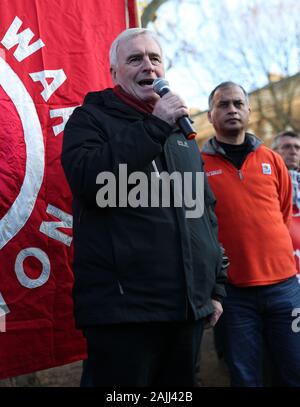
top-left (61, 28), bottom-right (227, 387)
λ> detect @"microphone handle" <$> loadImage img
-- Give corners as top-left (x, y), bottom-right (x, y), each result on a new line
top-left (177, 117), bottom-right (197, 141)
top-left (157, 86), bottom-right (196, 140)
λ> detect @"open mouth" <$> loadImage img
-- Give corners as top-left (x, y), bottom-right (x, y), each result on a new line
top-left (138, 79), bottom-right (154, 87)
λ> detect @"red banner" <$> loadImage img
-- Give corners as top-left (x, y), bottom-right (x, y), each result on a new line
top-left (0, 0), bottom-right (137, 379)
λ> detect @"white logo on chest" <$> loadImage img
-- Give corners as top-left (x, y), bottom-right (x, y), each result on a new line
top-left (262, 163), bottom-right (272, 175)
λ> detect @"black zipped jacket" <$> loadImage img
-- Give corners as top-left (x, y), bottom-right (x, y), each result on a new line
top-left (61, 89), bottom-right (226, 328)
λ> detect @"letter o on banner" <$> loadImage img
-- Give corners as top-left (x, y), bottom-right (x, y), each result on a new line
top-left (15, 248), bottom-right (50, 289)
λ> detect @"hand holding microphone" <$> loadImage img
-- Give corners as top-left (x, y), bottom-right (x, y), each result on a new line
top-left (152, 78), bottom-right (197, 140)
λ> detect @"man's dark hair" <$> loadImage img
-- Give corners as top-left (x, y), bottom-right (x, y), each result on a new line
top-left (271, 130), bottom-right (300, 150)
top-left (208, 81), bottom-right (249, 110)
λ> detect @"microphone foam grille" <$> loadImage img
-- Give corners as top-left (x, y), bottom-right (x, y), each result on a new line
top-left (153, 78), bottom-right (169, 94)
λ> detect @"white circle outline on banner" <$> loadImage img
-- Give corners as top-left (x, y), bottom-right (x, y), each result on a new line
top-left (0, 57), bottom-right (44, 249)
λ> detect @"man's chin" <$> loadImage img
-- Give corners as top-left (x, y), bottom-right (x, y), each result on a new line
top-left (225, 123), bottom-right (242, 130)
top-left (287, 161), bottom-right (299, 170)
top-left (224, 127), bottom-right (242, 136)
top-left (139, 92), bottom-right (159, 104)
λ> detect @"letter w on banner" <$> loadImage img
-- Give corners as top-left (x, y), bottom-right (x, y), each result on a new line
top-left (0, 0), bottom-right (138, 379)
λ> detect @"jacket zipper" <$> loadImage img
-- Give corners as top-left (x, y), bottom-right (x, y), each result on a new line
top-left (117, 280), bottom-right (124, 295)
top-left (214, 144), bottom-right (255, 181)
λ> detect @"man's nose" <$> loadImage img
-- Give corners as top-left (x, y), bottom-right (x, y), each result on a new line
top-left (228, 102), bottom-right (237, 114)
top-left (141, 56), bottom-right (155, 70)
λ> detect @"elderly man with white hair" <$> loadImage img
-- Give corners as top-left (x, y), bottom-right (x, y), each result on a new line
top-left (61, 28), bottom-right (227, 387)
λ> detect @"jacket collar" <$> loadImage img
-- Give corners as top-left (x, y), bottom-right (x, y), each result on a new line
top-left (202, 133), bottom-right (262, 156)
top-left (83, 88), bottom-right (147, 119)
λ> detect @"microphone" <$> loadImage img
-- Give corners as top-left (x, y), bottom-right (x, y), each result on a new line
top-left (153, 78), bottom-right (197, 140)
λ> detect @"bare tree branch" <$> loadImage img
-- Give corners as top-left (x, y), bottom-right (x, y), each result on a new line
top-left (141, 0), bottom-right (169, 27)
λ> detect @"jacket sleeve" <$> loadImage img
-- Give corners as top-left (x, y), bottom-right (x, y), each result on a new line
top-left (203, 173), bottom-right (227, 301)
top-left (61, 106), bottom-right (172, 204)
top-left (275, 154), bottom-right (293, 227)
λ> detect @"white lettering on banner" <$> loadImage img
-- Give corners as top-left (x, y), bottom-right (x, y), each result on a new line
top-left (50, 106), bottom-right (78, 136)
top-left (39, 204), bottom-right (73, 246)
top-left (15, 248), bottom-right (51, 289)
top-left (0, 16), bottom-right (73, 250)
top-left (0, 57), bottom-right (44, 250)
top-left (29, 69), bottom-right (67, 102)
top-left (0, 14), bottom-right (78, 328)
top-left (0, 293), bottom-right (10, 333)
top-left (1, 16), bottom-right (45, 62)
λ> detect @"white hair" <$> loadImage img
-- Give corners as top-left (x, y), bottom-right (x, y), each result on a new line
top-left (109, 28), bottom-right (163, 68)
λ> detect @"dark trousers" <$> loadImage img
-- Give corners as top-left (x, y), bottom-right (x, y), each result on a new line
top-left (82, 320), bottom-right (204, 387)
top-left (222, 277), bottom-right (300, 387)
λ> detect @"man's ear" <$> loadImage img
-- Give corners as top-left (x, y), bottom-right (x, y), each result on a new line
top-left (110, 67), bottom-right (117, 84)
top-left (207, 111), bottom-right (212, 124)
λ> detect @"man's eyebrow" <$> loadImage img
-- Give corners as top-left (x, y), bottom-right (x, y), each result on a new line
top-left (148, 52), bottom-right (161, 57)
top-left (127, 52), bottom-right (143, 59)
top-left (281, 142), bottom-right (300, 147)
top-left (126, 51), bottom-right (161, 59)
top-left (218, 98), bottom-right (244, 103)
